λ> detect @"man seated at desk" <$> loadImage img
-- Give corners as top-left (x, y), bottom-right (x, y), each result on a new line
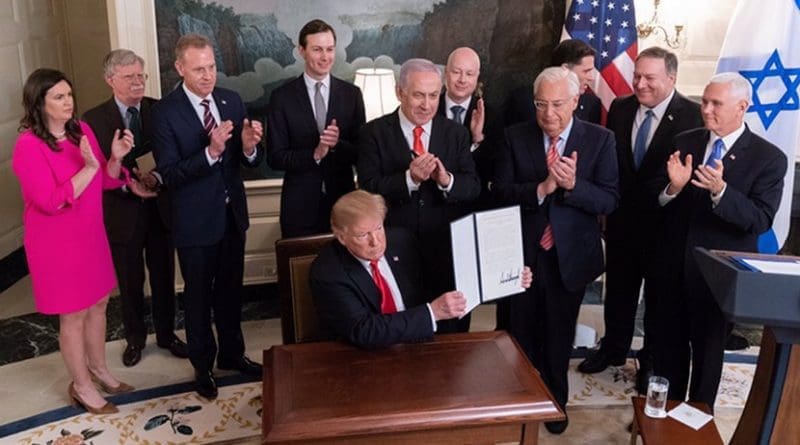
top-left (310, 190), bottom-right (532, 348)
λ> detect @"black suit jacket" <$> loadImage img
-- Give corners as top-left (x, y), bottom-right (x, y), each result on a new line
top-left (605, 92), bottom-right (702, 244)
top-left (505, 85), bottom-right (602, 127)
top-left (82, 96), bottom-right (170, 243)
top-left (493, 118), bottom-right (619, 291)
top-left (662, 126), bottom-right (787, 268)
top-left (267, 75), bottom-right (365, 235)
top-left (357, 111), bottom-right (480, 237)
top-left (436, 92), bottom-right (499, 194)
top-left (310, 228), bottom-right (433, 348)
top-left (152, 86), bottom-right (263, 248)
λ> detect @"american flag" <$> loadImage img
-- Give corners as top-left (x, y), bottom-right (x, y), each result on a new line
top-left (562, 0), bottom-right (638, 119)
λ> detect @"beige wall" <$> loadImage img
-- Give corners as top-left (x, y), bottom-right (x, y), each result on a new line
top-left (64, 0), bottom-right (111, 115)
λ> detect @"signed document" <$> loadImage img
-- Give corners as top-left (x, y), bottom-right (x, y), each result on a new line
top-left (450, 206), bottom-right (525, 314)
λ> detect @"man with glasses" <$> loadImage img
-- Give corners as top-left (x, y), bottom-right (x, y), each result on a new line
top-left (493, 67), bottom-right (618, 435)
top-left (83, 49), bottom-right (188, 367)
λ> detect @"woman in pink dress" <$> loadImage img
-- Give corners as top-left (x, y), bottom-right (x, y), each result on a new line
top-left (12, 69), bottom-right (152, 414)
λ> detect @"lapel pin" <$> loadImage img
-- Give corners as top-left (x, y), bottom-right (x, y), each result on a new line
top-left (667, 114), bottom-right (674, 121)
top-left (221, 99), bottom-right (227, 105)
top-left (730, 154), bottom-right (736, 160)
top-left (393, 256), bottom-right (399, 262)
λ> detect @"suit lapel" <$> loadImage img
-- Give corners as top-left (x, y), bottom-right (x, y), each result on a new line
top-left (175, 86), bottom-right (207, 137)
top-left (428, 115), bottom-right (447, 157)
top-left (524, 123), bottom-right (548, 180)
top-left (384, 245), bottom-right (414, 307)
top-left (642, 94), bottom-right (681, 169)
top-left (291, 75), bottom-right (318, 131)
top-left (337, 243), bottom-right (382, 312)
top-left (563, 118), bottom-right (585, 159)
top-left (387, 111), bottom-right (414, 163)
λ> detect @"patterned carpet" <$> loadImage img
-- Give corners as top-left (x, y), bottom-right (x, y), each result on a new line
top-left (1, 356), bottom-right (754, 444)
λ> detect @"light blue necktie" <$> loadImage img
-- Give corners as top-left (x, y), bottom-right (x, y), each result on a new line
top-left (450, 105), bottom-right (465, 125)
top-left (633, 109), bottom-right (654, 169)
top-left (706, 138), bottom-right (725, 167)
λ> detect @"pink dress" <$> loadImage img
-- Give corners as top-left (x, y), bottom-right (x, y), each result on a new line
top-left (12, 122), bottom-right (126, 314)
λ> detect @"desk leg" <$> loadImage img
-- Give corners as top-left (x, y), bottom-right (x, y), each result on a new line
top-left (629, 418), bottom-right (639, 445)
top-left (520, 422), bottom-right (539, 445)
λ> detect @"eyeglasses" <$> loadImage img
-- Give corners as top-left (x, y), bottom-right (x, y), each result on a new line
top-left (533, 99), bottom-right (571, 111)
top-left (117, 73), bottom-right (148, 83)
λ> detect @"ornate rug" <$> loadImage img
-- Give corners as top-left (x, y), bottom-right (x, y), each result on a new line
top-left (3, 357), bottom-right (754, 445)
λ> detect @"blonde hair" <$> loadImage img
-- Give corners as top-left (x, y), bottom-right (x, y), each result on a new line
top-left (331, 190), bottom-right (387, 232)
top-left (175, 33), bottom-right (213, 61)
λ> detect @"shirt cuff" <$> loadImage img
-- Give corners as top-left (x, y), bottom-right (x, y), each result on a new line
top-left (658, 184), bottom-right (678, 207)
top-left (436, 172), bottom-right (454, 192)
top-left (469, 142), bottom-right (480, 153)
top-left (711, 183), bottom-right (727, 207)
top-left (405, 170), bottom-right (419, 195)
top-left (205, 146), bottom-right (220, 165)
top-left (244, 146), bottom-right (258, 162)
top-left (426, 303), bottom-right (437, 333)
top-left (150, 171), bottom-right (163, 185)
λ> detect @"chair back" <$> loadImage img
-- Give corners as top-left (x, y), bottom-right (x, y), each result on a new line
top-left (275, 233), bottom-right (336, 344)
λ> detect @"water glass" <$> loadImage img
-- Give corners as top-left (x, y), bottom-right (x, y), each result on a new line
top-left (644, 375), bottom-right (669, 418)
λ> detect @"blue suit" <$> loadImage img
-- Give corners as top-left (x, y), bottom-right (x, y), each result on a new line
top-left (152, 85), bottom-right (263, 373)
top-left (493, 117), bottom-right (618, 408)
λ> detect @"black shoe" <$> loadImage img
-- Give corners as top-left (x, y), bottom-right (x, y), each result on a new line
top-left (122, 344), bottom-right (143, 367)
top-left (545, 415), bottom-right (569, 435)
top-left (218, 355), bottom-right (263, 376)
top-left (158, 338), bottom-right (189, 358)
top-left (195, 371), bottom-right (218, 400)
top-left (577, 349), bottom-right (626, 374)
top-left (725, 333), bottom-right (749, 351)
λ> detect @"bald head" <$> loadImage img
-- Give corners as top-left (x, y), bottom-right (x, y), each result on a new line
top-left (445, 47), bottom-right (480, 103)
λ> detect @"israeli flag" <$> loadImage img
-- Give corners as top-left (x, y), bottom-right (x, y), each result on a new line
top-left (716, 0), bottom-right (800, 253)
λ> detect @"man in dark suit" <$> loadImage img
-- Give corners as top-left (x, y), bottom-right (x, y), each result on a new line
top-left (654, 72), bottom-right (786, 408)
top-left (578, 47), bottom-right (702, 394)
top-left (357, 58), bottom-right (480, 332)
top-left (505, 39), bottom-right (602, 127)
top-left (267, 19), bottom-right (365, 238)
top-left (493, 67), bottom-right (618, 434)
top-left (152, 34), bottom-right (264, 400)
top-left (83, 49), bottom-right (188, 367)
top-left (310, 190), bottom-right (470, 348)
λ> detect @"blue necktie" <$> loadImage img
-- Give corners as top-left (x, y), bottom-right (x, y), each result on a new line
top-left (633, 109), bottom-right (654, 169)
top-left (450, 105), bottom-right (465, 125)
top-left (706, 138), bottom-right (725, 167)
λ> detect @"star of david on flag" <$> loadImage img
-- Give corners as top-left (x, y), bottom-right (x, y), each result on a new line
top-left (562, 0), bottom-right (638, 121)
top-left (716, 0), bottom-right (800, 252)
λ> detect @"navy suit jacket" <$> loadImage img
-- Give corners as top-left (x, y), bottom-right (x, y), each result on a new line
top-left (660, 126), bottom-right (787, 273)
top-left (152, 86), bottom-right (263, 248)
top-left (605, 92), bottom-right (702, 246)
top-left (310, 228), bottom-right (434, 348)
top-left (357, 111), bottom-right (480, 237)
top-left (493, 118), bottom-right (619, 291)
top-left (267, 75), bottom-right (365, 235)
top-left (83, 96), bottom-right (170, 243)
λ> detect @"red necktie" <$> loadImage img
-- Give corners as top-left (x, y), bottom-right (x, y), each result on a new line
top-left (539, 137), bottom-right (559, 251)
top-left (370, 259), bottom-right (397, 314)
top-left (412, 126), bottom-right (425, 156)
top-left (200, 99), bottom-right (217, 136)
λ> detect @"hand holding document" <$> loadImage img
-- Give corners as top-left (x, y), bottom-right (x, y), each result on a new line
top-left (450, 206), bottom-right (526, 314)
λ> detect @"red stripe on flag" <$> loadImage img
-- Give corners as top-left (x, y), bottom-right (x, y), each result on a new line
top-left (601, 63), bottom-right (633, 97)
top-left (626, 43), bottom-right (638, 61)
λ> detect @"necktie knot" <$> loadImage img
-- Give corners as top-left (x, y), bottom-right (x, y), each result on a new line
top-left (450, 105), bottom-right (465, 124)
top-left (412, 126), bottom-right (425, 156)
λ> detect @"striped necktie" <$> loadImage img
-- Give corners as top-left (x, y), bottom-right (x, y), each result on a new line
top-left (200, 99), bottom-right (216, 136)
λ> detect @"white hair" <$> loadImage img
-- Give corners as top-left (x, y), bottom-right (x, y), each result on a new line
top-left (533, 66), bottom-right (580, 97)
top-left (709, 72), bottom-right (752, 104)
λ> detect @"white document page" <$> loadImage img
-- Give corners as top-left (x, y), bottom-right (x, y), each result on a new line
top-left (667, 402), bottom-right (713, 430)
top-left (474, 206), bottom-right (525, 301)
top-left (450, 214), bottom-right (481, 314)
top-left (739, 258), bottom-right (800, 275)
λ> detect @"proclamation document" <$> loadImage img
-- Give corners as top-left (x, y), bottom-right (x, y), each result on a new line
top-left (451, 206), bottom-right (525, 314)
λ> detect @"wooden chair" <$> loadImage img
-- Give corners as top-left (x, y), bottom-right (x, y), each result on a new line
top-left (275, 233), bottom-right (336, 344)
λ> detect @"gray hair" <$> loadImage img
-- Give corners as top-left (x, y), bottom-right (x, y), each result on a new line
top-left (709, 72), bottom-right (752, 104)
top-left (102, 49), bottom-right (145, 78)
top-left (533, 67), bottom-right (580, 97)
top-left (398, 58), bottom-right (442, 89)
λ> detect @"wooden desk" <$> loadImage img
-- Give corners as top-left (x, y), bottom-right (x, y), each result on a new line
top-left (630, 396), bottom-right (722, 445)
top-left (262, 331), bottom-right (564, 444)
